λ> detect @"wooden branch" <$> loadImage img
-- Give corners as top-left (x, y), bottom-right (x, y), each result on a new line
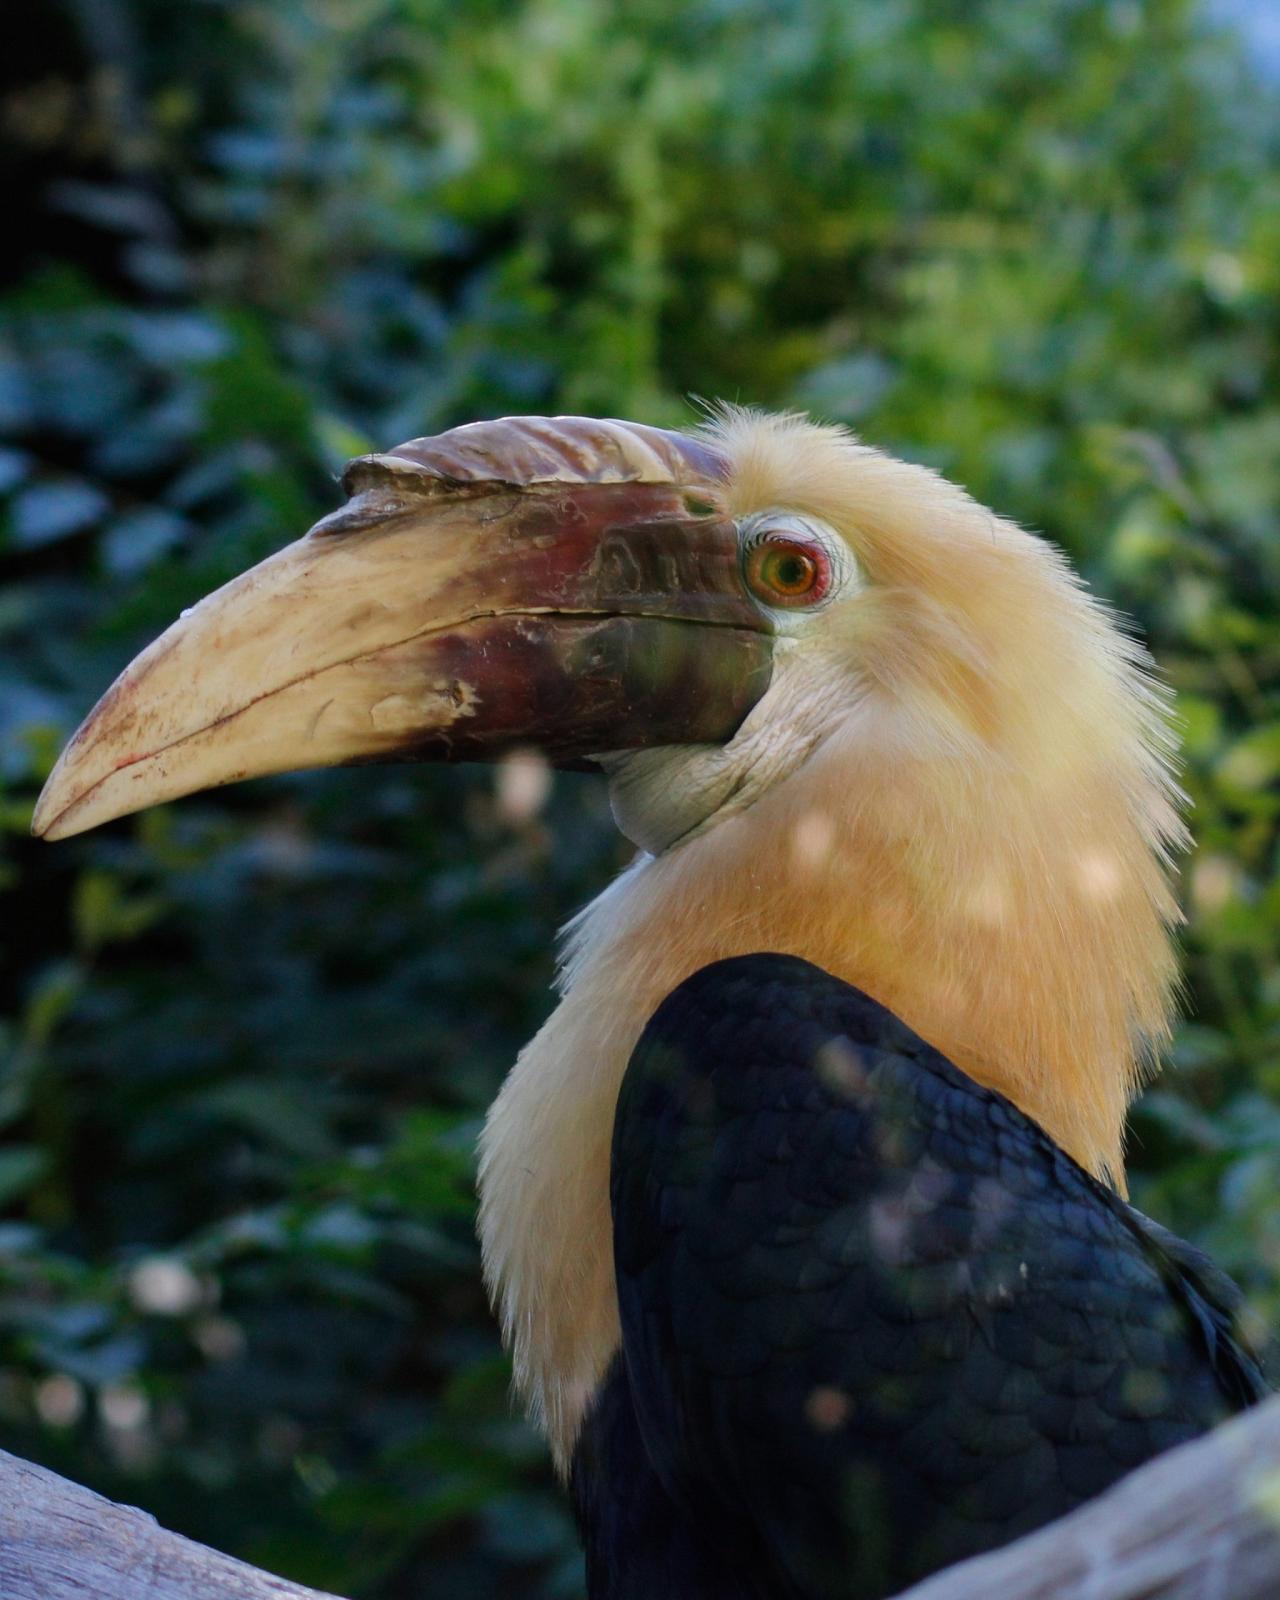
top-left (3, 1395), bottom-right (1280, 1600)
top-left (0, 1447), bottom-right (346, 1600)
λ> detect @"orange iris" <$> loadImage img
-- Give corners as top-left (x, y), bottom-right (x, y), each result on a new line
top-left (745, 536), bottom-right (830, 608)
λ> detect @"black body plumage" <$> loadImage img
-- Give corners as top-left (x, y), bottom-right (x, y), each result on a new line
top-left (571, 954), bottom-right (1266, 1599)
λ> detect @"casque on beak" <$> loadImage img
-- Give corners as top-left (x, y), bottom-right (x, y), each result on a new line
top-left (31, 417), bottom-right (774, 842)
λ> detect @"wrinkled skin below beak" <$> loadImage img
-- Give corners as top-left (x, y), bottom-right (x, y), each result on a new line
top-left (32, 467), bottom-right (773, 842)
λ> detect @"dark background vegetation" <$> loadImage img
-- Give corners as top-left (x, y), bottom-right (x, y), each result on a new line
top-left (2, 1), bottom-right (1278, 1594)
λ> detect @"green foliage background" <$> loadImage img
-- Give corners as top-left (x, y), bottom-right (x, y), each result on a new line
top-left (1, 1), bottom-right (1278, 1594)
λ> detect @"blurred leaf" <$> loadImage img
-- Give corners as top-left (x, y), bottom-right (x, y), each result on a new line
top-left (1218, 723), bottom-right (1280, 796)
top-left (0, 447), bottom-right (32, 493)
top-left (72, 873), bottom-right (167, 954)
top-left (103, 508), bottom-right (189, 577)
top-left (9, 481), bottom-right (110, 547)
top-left (0, 1147), bottom-right (48, 1206)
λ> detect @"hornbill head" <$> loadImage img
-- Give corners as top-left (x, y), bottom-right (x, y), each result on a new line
top-left (34, 411), bottom-right (1186, 1454)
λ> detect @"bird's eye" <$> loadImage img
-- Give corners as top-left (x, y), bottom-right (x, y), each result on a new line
top-left (745, 534), bottom-right (831, 609)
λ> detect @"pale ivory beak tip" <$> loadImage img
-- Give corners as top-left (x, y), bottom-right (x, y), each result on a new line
top-left (31, 739), bottom-right (110, 842)
top-left (31, 778), bottom-right (77, 842)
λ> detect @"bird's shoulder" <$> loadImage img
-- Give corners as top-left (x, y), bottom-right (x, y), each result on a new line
top-left (608, 952), bottom-right (1266, 1597)
top-left (615, 952), bottom-right (1263, 1388)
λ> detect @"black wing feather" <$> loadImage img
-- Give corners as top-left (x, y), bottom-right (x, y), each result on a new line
top-left (601, 953), bottom-right (1265, 1600)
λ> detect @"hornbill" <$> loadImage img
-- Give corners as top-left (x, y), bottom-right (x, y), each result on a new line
top-left (33, 411), bottom-right (1266, 1598)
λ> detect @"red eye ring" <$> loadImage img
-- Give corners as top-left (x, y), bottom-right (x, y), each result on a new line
top-left (744, 534), bottom-right (831, 609)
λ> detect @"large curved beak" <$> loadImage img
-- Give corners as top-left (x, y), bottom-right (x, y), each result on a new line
top-left (32, 417), bottom-right (772, 841)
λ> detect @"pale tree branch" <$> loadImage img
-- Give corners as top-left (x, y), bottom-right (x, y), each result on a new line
top-left (3, 1396), bottom-right (1280, 1600)
top-left (0, 1446), bottom-right (343, 1600)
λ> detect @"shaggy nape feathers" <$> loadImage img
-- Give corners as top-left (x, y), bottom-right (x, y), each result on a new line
top-left (477, 408), bottom-right (1186, 1470)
